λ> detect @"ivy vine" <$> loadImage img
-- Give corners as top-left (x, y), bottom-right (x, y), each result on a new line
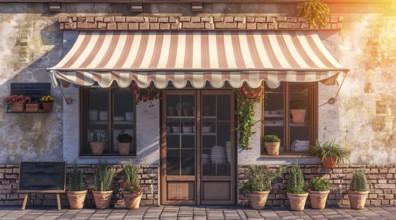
top-left (235, 84), bottom-right (262, 150)
top-left (298, 0), bottom-right (330, 29)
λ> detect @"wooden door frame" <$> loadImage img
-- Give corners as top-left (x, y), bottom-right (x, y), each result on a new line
top-left (160, 89), bottom-right (236, 205)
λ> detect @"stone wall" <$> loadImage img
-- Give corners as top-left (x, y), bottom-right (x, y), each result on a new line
top-left (239, 165), bottom-right (396, 207)
top-left (0, 164), bottom-right (159, 207)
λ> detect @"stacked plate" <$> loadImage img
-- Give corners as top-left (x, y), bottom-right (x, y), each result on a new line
top-left (89, 110), bottom-right (99, 121)
top-left (125, 112), bottom-right (133, 121)
top-left (225, 141), bottom-right (231, 164)
top-left (202, 154), bottom-right (210, 164)
top-left (99, 111), bottom-right (108, 121)
top-left (202, 126), bottom-right (211, 133)
top-left (211, 146), bottom-right (226, 164)
top-left (183, 126), bottom-right (193, 133)
top-left (172, 126), bottom-right (181, 133)
top-left (113, 129), bottom-right (123, 151)
top-left (114, 115), bottom-right (125, 121)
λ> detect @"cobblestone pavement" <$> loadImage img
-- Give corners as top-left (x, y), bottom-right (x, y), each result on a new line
top-left (1, 206), bottom-right (396, 220)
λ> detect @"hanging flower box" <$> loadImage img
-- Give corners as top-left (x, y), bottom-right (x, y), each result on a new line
top-left (25, 103), bottom-right (39, 113)
top-left (3, 95), bottom-right (30, 113)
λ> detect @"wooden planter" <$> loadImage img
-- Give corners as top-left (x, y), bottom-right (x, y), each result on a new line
top-left (123, 192), bottom-right (142, 209)
top-left (42, 102), bottom-right (53, 112)
top-left (291, 109), bottom-right (306, 123)
top-left (249, 191), bottom-right (269, 210)
top-left (308, 190), bottom-right (329, 209)
top-left (11, 102), bottom-right (24, 112)
top-left (348, 191), bottom-right (369, 209)
top-left (322, 157), bottom-right (337, 169)
top-left (264, 142), bottom-right (280, 155)
top-left (287, 192), bottom-right (308, 211)
top-left (92, 191), bottom-right (113, 209)
top-left (90, 142), bottom-right (105, 155)
top-left (67, 190), bottom-right (87, 209)
top-left (25, 103), bottom-right (39, 112)
top-left (118, 143), bottom-right (131, 156)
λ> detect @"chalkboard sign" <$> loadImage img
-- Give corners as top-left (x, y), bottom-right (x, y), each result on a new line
top-left (18, 161), bottom-right (66, 193)
top-left (11, 83), bottom-right (51, 99)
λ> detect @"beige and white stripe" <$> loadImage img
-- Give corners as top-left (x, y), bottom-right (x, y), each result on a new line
top-left (49, 31), bottom-right (348, 89)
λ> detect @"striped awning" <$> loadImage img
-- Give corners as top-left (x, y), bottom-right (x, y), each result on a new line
top-left (48, 31), bottom-right (348, 88)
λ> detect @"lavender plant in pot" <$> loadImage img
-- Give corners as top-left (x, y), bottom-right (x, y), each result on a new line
top-left (91, 160), bottom-right (115, 209)
top-left (287, 165), bottom-right (308, 211)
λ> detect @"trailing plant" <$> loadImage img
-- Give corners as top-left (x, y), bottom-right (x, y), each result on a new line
top-left (242, 165), bottom-right (286, 193)
top-left (287, 165), bottom-right (307, 194)
top-left (117, 134), bottom-right (132, 143)
top-left (298, 0), bottom-right (330, 29)
top-left (131, 82), bottom-right (160, 106)
top-left (235, 84), bottom-right (262, 150)
top-left (309, 177), bottom-right (330, 191)
top-left (309, 140), bottom-right (349, 164)
top-left (290, 100), bottom-right (306, 109)
top-left (349, 169), bottom-right (368, 192)
top-left (123, 160), bottom-right (139, 184)
top-left (67, 161), bottom-right (85, 191)
top-left (92, 160), bottom-right (115, 191)
top-left (264, 134), bottom-right (281, 143)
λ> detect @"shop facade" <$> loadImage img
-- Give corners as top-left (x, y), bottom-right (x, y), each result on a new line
top-left (0, 1), bottom-right (396, 207)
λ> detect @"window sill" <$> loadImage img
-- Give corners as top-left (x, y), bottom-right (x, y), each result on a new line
top-left (260, 154), bottom-right (318, 159)
top-left (79, 155), bottom-right (136, 159)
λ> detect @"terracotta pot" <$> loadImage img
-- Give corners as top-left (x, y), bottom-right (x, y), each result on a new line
top-left (11, 102), bottom-right (24, 112)
top-left (249, 191), bottom-right (269, 210)
top-left (348, 191), bottom-right (369, 210)
top-left (90, 142), bottom-right (105, 155)
top-left (92, 191), bottom-right (113, 209)
top-left (308, 190), bottom-right (330, 209)
top-left (287, 192), bottom-right (308, 211)
top-left (291, 109), bottom-right (306, 123)
top-left (42, 102), bottom-right (53, 112)
top-left (322, 157), bottom-right (337, 169)
top-left (67, 190), bottom-right (87, 209)
top-left (118, 143), bottom-right (131, 156)
top-left (264, 142), bottom-right (280, 156)
top-left (25, 103), bottom-right (39, 112)
top-left (123, 192), bottom-right (142, 209)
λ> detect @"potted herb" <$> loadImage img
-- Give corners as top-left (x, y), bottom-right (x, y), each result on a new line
top-left (290, 100), bottom-right (306, 123)
top-left (263, 134), bottom-right (281, 156)
top-left (91, 160), bottom-right (115, 209)
top-left (66, 162), bottom-right (87, 209)
top-left (309, 140), bottom-right (349, 169)
top-left (242, 165), bottom-right (285, 209)
top-left (39, 95), bottom-right (54, 112)
top-left (122, 161), bottom-right (143, 209)
top-left (287, 165), bottom-right (308, 211)
top-left (2, 94), bottom-right (30, 112)
top-left (348, 169), bottom-right (369, 209)
top-left (88, 132), bottom-right (107, 156)
top-left (308, 177), bottom-right (330, 209)
top-left (117, 133), bottom-right (132, 156)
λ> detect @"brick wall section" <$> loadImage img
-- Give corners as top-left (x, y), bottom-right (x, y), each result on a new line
top-left (0, 164), bottom-right (158, 208)
top-left (239, 165), bottom-right (396, 207)
top-left (59, 15), bottom-right (343, 31)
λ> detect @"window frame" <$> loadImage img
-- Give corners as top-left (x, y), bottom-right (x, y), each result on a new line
top-left (261, 82), bottom-right (318, 156)
top-left (79, 85), bottom-right (137, 157)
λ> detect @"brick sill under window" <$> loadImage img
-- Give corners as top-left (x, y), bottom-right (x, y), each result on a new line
top-left (260, 153), bottom-right (319, 159)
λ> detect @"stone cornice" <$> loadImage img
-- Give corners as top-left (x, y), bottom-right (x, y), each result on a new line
top-left (59, 15), bottom-right (343, 31)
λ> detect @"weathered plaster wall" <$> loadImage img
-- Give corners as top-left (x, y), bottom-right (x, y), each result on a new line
top-left (0, 4), bottom-right (63, 164)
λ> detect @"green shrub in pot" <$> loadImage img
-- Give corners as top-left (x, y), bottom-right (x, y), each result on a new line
top-left (263, 135), bottom-right (281, 156)
top-left (348, 169), bottom-right (369, 210)
top-left (308, 177), bottom-right (330, 209)
top-left (309, 140), bottom-right (349, 169)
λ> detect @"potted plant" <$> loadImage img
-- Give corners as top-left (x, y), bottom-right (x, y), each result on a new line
top-left (263, 134), bottom-right (281, 156)
top-left (25, 100), bottom-right (39, 113)
top-left (167, 105), bottom-right (175, 116)
top-left (88, 132), bottom-right (107, 156)
top-left (176, 103), bottom-right (183, 116)
top-left (91, 160), bottom-right (115, 209)
top-left (2, 94), bottom-right (30, 112)
top-left (309, 140), bottom-right (349, 169)
top-left (39, 95), bottom-right (54, 112)
top-left (66, 162), bottom-right (87, 209)
top-left (287, 165), bottom-right (308, 211)
top-left (308, 177), bottom-right (330, 209)
top-left (117, 133), bottom-right (132, 156)
top-left (182, 102), bottom-right (191, 116)
top-left (290, 100), bottom-right (306, 123)
top-left (242, 165), bottom-right (285, 209)
top-left (121, 161), bottom-right (143, 209)
top-left (348, 169), bottom-right (369, 209)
